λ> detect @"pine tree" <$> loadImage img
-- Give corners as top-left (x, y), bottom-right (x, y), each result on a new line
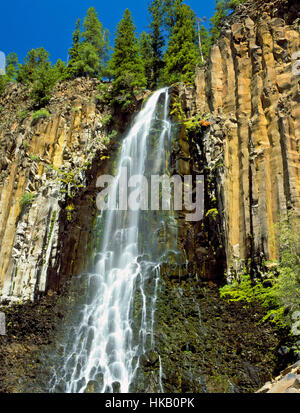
top-left (110, 9), bottom-right (146, 109)
top-left (161, 0), bottom-right (182, 34)
top-left (30, 64), bottom-right (58, 108)
top-left (67, 9), bottom-right (110, 79)
top-left (148, 0), bottom-right (166, 88)
top-left (16, 48), bottom-right (61, 107)
top-left (0, 53), bottom-right (18, 95)
top-left (82, 7), bottom-right (110, 72)
top-left (139, 31), bottom-right (153, 89)
top-left (53, 59), bottom-right (67, 80)
top-left (17, 48), bottom-right (50, 84)
top-left (27, 49), bottom-right (57, 107)
top-left (72, 42), bottom-right (100, 78)
top-left (5, 53), bottom-right (19, 81)
top-left (67, 18), bottom-right (81, 78)
top-left (163, 1), bottom-right (198, 85)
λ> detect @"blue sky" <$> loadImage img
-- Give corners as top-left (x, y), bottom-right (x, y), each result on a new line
top-left (1, 1), bottom-right (216, 64)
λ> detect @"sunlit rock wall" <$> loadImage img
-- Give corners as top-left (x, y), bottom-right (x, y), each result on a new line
top-left (0, 79), bottom-right (111, 303)
top-left (177, 0), bottom-right (300, 277)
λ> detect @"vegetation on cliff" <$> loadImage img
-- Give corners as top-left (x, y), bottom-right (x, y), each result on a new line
top-left (220, 213), bottom-right (300, 332)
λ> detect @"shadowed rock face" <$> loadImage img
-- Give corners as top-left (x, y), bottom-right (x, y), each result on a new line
top-left (173, 0), bottom-right (300, 279)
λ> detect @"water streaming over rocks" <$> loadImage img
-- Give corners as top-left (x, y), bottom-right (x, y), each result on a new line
top-left (47, 88), bottom-right (184, 393)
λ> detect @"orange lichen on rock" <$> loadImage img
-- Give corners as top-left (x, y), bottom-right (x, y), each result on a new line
top-left (200, 120), bottom-right (211, 127)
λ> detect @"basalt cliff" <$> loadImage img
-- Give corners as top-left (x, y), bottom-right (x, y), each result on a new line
top-left (173, 0), bottom-right (300, 281)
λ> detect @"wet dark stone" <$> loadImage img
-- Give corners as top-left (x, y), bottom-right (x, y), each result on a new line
top-left (95, 372), bottom-right (104, 387)
top-left (112, 381), bottom-right (120, 393)
top-left (85, 380), bottom-right (100, 393)
top-left (181, 344), bottom-right (196, 353)
top-left (140, 350), bottom-right (159, 367)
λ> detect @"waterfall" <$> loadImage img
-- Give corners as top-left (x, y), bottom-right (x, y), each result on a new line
top-left (48, 87), bottom-right (182, 393)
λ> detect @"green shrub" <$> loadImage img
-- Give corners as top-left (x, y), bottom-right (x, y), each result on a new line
top-left (58, 169), bottom-right (83, 198)
top-left (102, 130), bottom-right (117, 146)
top-left (102, 114), bottom-right (112, 127)
top-left (45, 163), bottom-right (55, 172)
top-left (17, 109), bottom-right (29, 121)
top-left (274, 213), bottom-right (300, 316)
top-left (220, 212), bottom-right (300, 330)
top-left (23, 140), bottom-right (30, 150)
top-left (108, 130), bottom-right (118, 140)
top-left (206, 208), bottom-right (219, 221)
top-left (66, 204), bottom-right (75, 222)
top-left (95, 83), bottom-right (111, 104)
top-left (220, 270), bottom-right (285, 327)
top-left (29, 154), bottom-right (40, 162)
top-left (102, 135), bottom-right (110, 146)
top-left (32, 109), bottom-right (50, 120)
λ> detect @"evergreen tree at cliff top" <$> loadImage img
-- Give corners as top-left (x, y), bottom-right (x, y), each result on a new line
top-left (163, 0), bottom-right (198, 85)
top-left (67, 8), bottom-right (109, 79)
top-left (82, 7), bottom-right (110, 65)
top-left (0, 53), bottom-right (19, 96)
top-left (67, 18), bottom-right (81, 78)
top-left (148, 0), bottom-right (165, 89)
top-left (17, 48), bottom-right (50, 85)
top-left (71, 42), bottom-right (101, 78)
top-left (161, 0), bottom-right (182, 34)
top-left (109, 9), bottom-right (146, 109)
top-left (16, 48), bottom-right (66, 107)
top-left (5, 53), bottom-right (19, 81)
top-left (139, 31), bottom-right (154, 89)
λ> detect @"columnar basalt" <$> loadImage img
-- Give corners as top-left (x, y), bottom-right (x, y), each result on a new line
top-left (175, 2), bottom-right (300, 277)
top-left (0, 78), bottom-right (114, 303)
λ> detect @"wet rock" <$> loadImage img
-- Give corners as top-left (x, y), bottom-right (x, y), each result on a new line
top-left (140, 350), bottom-right (159, 368)
top-left (85, 380), bottom-right (100, 393)
top-left (112, 381), bottom-right (121, 393)
top-left (95, 372), bottom-right (104, 388)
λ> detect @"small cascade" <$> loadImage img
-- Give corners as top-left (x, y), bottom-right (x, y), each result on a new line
top-left (158, 356), bottom-right (164, 393)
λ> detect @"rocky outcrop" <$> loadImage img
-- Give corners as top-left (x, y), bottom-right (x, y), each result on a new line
top-left (176, 0), bottom-right (300, 278)
top-left (135, 279), bottom-right (292, 393)
top-left (0, 78), bottom-right (114, 303)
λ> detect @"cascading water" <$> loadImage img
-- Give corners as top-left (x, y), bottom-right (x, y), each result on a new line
top-left (47, 88), bottom-right (183, 393)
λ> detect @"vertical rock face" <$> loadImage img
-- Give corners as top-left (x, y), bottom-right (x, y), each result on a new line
top-left (0, 0), bottom-right (297, 317)
top-left (0, 79), bottom-right (114, 303)
top-left (176, 0), bottom-right (300, 277)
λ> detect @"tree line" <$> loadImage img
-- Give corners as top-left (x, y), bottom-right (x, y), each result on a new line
top-left (0, 0), bottom-right (245, 109)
